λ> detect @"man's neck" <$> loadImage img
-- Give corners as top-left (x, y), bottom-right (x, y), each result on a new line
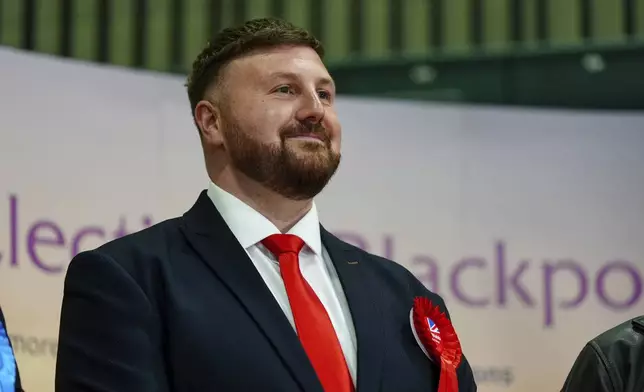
top-left (211, 171), bottom-right (313, 233)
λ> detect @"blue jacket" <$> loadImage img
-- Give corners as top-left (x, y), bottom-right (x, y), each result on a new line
top-left (0, 305), bottom-right (22, 392)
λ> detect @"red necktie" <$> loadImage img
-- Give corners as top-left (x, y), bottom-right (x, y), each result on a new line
top-left (262, 234), bottom-right (354, 392)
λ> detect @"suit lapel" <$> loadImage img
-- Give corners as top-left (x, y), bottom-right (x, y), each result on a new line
top-left (321, 227), bottom-right (386, 392)
top-left (180, 191), bottom-right (322, 392)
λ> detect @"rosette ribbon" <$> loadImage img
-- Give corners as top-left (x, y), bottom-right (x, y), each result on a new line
top-left (410, 297), bottom-right (463, 392)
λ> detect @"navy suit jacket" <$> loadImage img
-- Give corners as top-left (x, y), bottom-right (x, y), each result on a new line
top-left (0, 305), bottom-right (23, 392)
top-left (55, 191), bottom-right (477, 391)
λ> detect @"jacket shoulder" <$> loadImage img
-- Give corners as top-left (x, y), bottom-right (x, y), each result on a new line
top-left (96, 217), bottom-right (182, 254)
top-left (631, 316), bottom-right (644, 334)
top-left (63, 218), bottom-right (186, 308)
top-left (591, 316), bottom-right (644, 351)
top-left (580, 315), bottom-right (644, 391)
top-left (69, 217), bottom-right (183, 276)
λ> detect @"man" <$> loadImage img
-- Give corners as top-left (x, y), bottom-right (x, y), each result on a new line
top-left (561, 316), bottom-right (644, 392)
top-left (0, 305), bottom-right (23, 392)
top-left (55, 18), bottom-right (476, 391)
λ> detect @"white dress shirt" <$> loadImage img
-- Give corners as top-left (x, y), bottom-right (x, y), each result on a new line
top-left (207, 182), bottom-right (358, 384)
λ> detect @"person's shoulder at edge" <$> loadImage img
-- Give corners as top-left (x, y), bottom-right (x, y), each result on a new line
top-left (590, 315), bottom-right (644, 351)
top-left (583, 315), bottom-right (644, 374)
top-left (560, 315), bottom-right (644, 392)
top-left (586, 315), bottom-right (644, 375)
top-left (0, 305), bottom-right (23, 392)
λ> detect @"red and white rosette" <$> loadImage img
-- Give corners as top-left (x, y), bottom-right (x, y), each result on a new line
top-left (409, 297), bottom-right (463, 392)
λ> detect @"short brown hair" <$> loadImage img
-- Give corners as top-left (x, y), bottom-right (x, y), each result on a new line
top-left (186, 17), bottom-right (324, 118)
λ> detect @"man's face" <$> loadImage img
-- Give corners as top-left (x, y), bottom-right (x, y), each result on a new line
top-left (207, 45), bottom-right (341, 200)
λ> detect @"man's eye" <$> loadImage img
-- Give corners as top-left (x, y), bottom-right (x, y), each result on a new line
top-left (276, 86), bottom-right (292, 94)
top-left (318, 90), bottom-right (331, 100)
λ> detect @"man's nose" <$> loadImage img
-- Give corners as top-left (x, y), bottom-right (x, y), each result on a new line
top-left (296, 92), bottom-right (325, 124)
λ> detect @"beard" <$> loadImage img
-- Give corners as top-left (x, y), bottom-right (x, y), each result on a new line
top-left (222, 119), bottom-right (341, 200)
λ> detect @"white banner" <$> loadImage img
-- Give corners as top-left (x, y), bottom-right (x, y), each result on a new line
top-left (1, 47), bottom-right (643, 392)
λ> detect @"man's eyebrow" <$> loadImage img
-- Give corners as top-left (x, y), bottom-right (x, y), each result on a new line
top-left (269, 72), bottom-right (336, 89)
top-left (322, 77), bottom-right (336, 91)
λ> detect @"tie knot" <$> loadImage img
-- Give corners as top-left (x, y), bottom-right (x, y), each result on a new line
top-left (262, 234), bottom-right (305, 257)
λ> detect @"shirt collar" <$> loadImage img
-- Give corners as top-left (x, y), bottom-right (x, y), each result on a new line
top-left (207, 181), bottom-right (322, 255)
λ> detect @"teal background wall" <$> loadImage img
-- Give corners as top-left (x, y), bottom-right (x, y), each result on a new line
top-left (2, 0), bottom-right (643, 108)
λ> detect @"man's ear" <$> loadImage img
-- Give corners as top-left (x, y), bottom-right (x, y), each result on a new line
top-left (194, 99), bottom-right (224, 147)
